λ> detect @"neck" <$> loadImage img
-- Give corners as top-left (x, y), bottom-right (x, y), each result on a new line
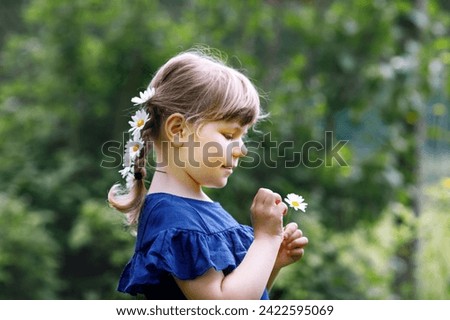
top-left (149, 141), bottom-right (212, 201)
top-left (148, 167), bottom-right (211, 202)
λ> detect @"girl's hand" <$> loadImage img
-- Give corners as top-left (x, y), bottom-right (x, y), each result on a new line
top-left (274, 222), bottom-right (308, 270)
top-left (250, 188), bottom-right (287, 240)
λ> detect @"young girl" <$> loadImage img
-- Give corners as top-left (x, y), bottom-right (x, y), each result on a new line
top-left (108, 50), bottom-right (308, 299)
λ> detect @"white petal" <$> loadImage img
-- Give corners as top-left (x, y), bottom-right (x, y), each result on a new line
top-left (125, 173), bottom-right (134, 189)
top-left (132, 130), bottom-right (141, 140)
top-left (130, 87), bottom-right (155, 106)
top-left (131, 97), bottom-right (143, 105)
top-left (119, 166), bottom-right (131, 178)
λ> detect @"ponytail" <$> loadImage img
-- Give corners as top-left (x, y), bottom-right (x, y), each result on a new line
top-left (108, 101), bottom-right (162, 225)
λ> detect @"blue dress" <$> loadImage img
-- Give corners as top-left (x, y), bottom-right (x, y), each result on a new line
top-left (118, 193), bottom-right (270, 300)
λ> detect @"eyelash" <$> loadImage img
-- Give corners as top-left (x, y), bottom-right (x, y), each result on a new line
top-left (223, 133), bottom-right (234, 140)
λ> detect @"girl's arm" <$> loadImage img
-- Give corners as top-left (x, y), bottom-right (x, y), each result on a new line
top-left (175, 235), bottom-right (280, 299)
top-left (174, 188), bottom-right (286, 300)
top-left (266, 268), bottom-right (281, 292)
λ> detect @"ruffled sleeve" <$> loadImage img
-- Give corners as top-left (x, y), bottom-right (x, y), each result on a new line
top-left (118, 225), bottom-right (254, 295)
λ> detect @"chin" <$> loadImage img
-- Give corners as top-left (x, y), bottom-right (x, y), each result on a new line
top-left (203, 179), bottom-right (229, 189)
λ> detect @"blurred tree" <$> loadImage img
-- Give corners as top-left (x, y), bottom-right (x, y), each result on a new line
top-left (416, 180), bottom-right (450, 299)
top-left (0, 194), bottom-right (60, 299)
top-left (0, 0), bottom-right (28, 49)
top-left (68, 200), bottom-right (134, 299)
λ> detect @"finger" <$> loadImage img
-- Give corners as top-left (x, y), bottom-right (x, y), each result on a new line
top-left (273, 192), bottom-right (282, 204)
top-left (287, 236), bottom-right (309, 249)
top-left (278, 202), bottom-right (288, 216)
top-left (290, 229), bottom-right (303, 240)
top-left (283, 222), bottom-right (298, 239)
top-left (284, 222), bottom-right (298, 235)
top-left (266, 192), bottom-right (281, 208)
top-left (288, 248), bottom-right (305, 259)
top-left (263, 191), bottom-right (284, 214)
top-left (259, 188), bottom-right (276, 207)
top-left (252, 188), bottom-right (269, 203)
top-left (251, 188), bottom-right (271, 210)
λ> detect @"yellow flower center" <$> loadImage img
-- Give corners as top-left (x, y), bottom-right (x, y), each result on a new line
top-left (132, 144), bottom-right (140, 152)
top-left (292, 201), bottom-right (299, 207)
top-left (137, 119), bottom-right (144, 127)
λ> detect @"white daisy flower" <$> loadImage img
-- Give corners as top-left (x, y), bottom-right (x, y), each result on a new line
top-left (284, 193), bottom-right (308, 212)
top-left (131, 87), bottom-right (155, 106)
top-left (119, 165), bottom-right (131, 179)
top-left (125, 138), bottom-right (144, 161)
top-left (128, 109), bottom-right (149, 140)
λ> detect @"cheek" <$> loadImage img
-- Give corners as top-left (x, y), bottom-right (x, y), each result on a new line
top-left (195, 141), bottom-right (229, 167)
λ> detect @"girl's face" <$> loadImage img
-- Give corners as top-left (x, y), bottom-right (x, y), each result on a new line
top-left (178, 120), bottom-right (249, 188)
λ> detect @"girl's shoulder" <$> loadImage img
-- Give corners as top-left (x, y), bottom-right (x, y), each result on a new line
top-left (139, 192), bottom-right (239, 235)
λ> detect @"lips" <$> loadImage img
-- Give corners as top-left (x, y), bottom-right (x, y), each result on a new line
top-left (221, 166), bottom-right (235, 172)
top-left (222, 163), bottom-right (236, 169)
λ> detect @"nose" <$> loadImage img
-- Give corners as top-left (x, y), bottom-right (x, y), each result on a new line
top-left (232, 140), bottom-right (247, 158)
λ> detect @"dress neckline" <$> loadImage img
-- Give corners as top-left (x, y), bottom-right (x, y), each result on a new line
top-left (146, 192), bottom-right (220, 205)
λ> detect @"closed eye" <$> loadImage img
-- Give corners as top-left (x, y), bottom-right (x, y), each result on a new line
top-left (222, 133), bottom-right (234, 140)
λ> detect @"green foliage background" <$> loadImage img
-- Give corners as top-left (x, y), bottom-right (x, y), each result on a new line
top-left (0, 0), bottom-right (448, 299)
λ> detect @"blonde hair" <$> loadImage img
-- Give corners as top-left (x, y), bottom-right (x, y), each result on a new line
top-left (108, 49), bottom-right (262, 225)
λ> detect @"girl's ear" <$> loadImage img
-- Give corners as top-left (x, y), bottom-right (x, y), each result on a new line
top-left (164, 113), bottom-right (187, 142)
